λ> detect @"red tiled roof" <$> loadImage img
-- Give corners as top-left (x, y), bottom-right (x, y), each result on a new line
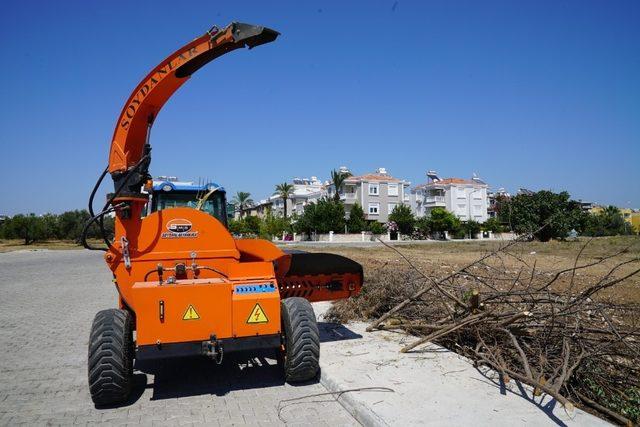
top-left (346, 173), bottom-right (401, 183)
top-left (436, 178), bottom-right (475, 185)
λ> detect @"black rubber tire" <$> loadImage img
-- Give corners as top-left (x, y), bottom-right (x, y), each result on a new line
top-left (88, 309), bottom-right (134, 406)
top-left (281, 297), bottom-right (320, 382)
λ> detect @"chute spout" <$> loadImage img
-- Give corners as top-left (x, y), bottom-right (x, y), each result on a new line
top-left (108, 22), bottom-right (279, 195)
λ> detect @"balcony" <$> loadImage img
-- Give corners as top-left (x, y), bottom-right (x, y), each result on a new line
top-left (340, 193), bottom-right (358, 203)
top-left (424, 196), bottom-right (446, 206)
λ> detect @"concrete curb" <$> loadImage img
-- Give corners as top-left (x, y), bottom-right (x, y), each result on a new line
top-left (319, 368), bottom-right (389, 427)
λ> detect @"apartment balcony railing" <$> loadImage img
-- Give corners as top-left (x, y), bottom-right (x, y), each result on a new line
top-left (425, 196), bottom-right (446, 205)
top-left (340, 193), bottom-right (357, 202)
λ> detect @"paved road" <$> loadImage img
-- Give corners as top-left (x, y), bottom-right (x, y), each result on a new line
top-left (0, 250), bottom-right (358, 426)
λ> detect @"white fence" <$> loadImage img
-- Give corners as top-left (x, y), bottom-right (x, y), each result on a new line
top-left (280, 231), bottom-right (517, 243)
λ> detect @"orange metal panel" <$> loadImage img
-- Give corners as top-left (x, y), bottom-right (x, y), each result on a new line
top-left (131, 279), bottom-right (233, 346)
top-left (231, 281), bottom-right (281, 338)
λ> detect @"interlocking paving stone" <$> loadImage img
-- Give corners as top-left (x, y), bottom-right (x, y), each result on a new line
top-left (0, 250), bottom-right (358, 426)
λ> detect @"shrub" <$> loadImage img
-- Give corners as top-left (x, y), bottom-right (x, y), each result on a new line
top-left (413, 216), bottom-right (431, 240)
top-left (347, 203), bottom-right (367, 233)
top-left (463, 220), bottom-right (482, 238)
top-left (482, 217), bottom-right (504, 234)
top-left (388, 204), bottom-right (415, 235)
top-left (367, 221), bottom-right (386, 235)
top-left (583, 206), bottom-right (634, 237)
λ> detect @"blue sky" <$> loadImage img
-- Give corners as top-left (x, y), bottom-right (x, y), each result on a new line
top-left (0, 0), bottom-right (638, 215)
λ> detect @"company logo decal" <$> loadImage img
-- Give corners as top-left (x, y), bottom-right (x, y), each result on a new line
top-left (162, 219), bottom-right (198, 239)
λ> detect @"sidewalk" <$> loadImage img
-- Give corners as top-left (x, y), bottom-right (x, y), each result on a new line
top-left (313, 302), bottom-right (608, 427)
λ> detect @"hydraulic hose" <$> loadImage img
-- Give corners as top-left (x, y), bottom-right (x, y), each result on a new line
top-left (81, 204), bottom-right (121, 250)
top-left (88, 166), bottom-right (108, 218)
top-left (87, 166), bottom-right (110, 249)
top-left (82, 154), bottom-right (151, 251)
top-left (143, 265), bottom-right (228, 282)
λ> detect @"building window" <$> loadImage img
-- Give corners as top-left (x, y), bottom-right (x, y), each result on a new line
top-left (388, 203), bottom-right (398, 214)
top-left (388, 183), bottom-right (398, 196)
top-left (368, 203), bottom-right (380, 215)
top-left (369, 183), bottom-right (379, 196)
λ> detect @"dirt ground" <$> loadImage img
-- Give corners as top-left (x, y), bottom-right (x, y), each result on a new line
top-left (289, 236), bottom-right (640, 304)
top-left (0, 239), bottom-right (105, 253)
top-left (3, 236), bottom-right (638, 302)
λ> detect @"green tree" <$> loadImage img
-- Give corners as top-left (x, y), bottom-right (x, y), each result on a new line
top-left (492, 194), bottom-right (510, 219)
top-left (0, 210), bottom-right (115, 244)
top-left (3, 214), bottom-right (47, 245)
top-left (388, 204), bottom-right (415, 235)
top-left (583, 206), bottom-right (632, 236)
top-left (227, 215), bottom-right (261, 236)
top-left (482, 217), bottom-right (504, 234)
top-left (415, 216), bottom-right (431, 238)
top-left (231, 192), bottom-right (253, 218)
top-left (463, 220), bottom-right (482, 238)
top-left (58, 210), bottom-right (91, 241)
top-left (295, 198), bottom-right (345, 235)
top-left (275, 182), bottom-right (294, 218)
top-left (367, 220), bottom-right (386, 235)
top-left (227, 218), bottom-right (247, 235)
top-left (427, 208), bottom-right (460, 238)
top-left (498, 190), bottom-right (586, 241)
top-left (40, 214), bottom-right (59, 240)
top-left (260, 210), bottom-right (292, 239)
top-left (347, 203), bottom-right (366, 233)
top-left (243, 216), bottom-right (261, 236)
top-left (330, 169), bottom-right (352, 202)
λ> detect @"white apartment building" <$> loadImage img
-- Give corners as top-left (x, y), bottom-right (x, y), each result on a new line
top-left (327, 167), bottom-right (411, 223)
top-left (271, 176), bottom-right (326, 217)
top-left (411, 171), bottom-right (489, 222)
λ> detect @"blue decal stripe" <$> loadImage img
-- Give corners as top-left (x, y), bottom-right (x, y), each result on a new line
top-left (234, 283), bottom-right (277, 294)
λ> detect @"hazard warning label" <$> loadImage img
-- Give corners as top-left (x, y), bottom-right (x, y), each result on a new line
top-left (246, 303), bottom-right (268, 324)
top-left (182, 304), bottom-right (200, 320)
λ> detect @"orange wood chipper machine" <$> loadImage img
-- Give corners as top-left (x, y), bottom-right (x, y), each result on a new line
top-left (82, 22), bottom-right (362, 406)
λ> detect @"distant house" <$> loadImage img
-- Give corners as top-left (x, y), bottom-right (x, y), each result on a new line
top-left (631, 211), bottom-right (640, 234)
top-left (411, 171), bottom-right (489, 222)
top-left (577, 200), bottom-right (597, 212)
top-left (270, 176), bottom-right (326, 217)
top-left (327, 167), bottom-right (411, 223)
top-left (588, 205), bottom-right (639, 234)
top-left (236, 199), bottom-right (272, 219)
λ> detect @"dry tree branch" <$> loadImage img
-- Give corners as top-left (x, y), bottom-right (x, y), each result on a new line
top-left (335, 234), bottom-right (640, 424)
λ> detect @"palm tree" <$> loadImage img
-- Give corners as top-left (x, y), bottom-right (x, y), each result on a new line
top-left (275, 182), bottom-right (294, 218)
top-left (231, 191), bottom-right (253, 218)
top-left (330, 169), bottom-right (352, 202)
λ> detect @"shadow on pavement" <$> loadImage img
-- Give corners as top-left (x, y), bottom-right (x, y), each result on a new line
top-left (318, 322), bottom-right (362, 343)
top-left (102, 322), bottom-right (361, 408)
top-left (133, 350), bottom-right (294, 401)
top-left (474, 367), bottom-right (568, 427)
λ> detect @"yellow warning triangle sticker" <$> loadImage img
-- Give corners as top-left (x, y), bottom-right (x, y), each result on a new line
top-left (246, 303), bottom-right (269, 324)
top-left (182, 304), bottom-right (200, 320)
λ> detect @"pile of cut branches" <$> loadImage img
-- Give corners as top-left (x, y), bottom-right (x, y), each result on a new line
top-left (327, 237), bottom-right (640, 425)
